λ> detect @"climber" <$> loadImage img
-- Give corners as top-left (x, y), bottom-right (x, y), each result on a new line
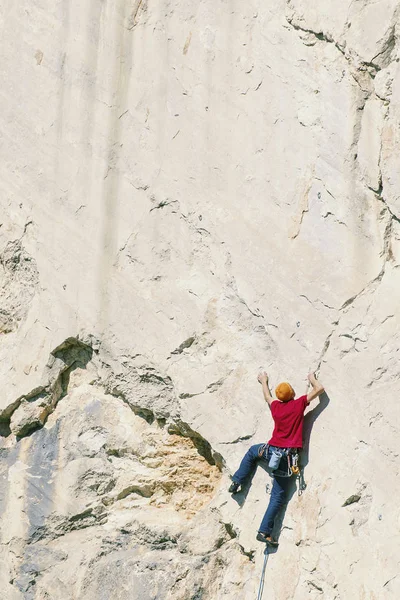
top-left (229, 371), bottom-right (324, 547)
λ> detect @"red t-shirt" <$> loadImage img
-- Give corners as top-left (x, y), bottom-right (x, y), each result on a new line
top-left (268, 395), bottom-right (309, 449)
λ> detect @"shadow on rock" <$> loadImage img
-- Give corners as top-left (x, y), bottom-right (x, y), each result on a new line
top-left (302, 391), bottom-right (331, 474)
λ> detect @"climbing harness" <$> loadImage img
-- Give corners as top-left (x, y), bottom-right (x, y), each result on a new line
top-left (256, 546), bottom-right (270, 600)
top-left (259, 444), bottom-right (300, 477)
top-left (276, 447), bottom-right (298, 478)
top-left (258, 444), bottom-right (307, 493)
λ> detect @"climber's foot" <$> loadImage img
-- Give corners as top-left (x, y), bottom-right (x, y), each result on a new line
top-left (229, 481), bottom-right (241, 494)
top-left (256, 532), bottom-right (279, 547)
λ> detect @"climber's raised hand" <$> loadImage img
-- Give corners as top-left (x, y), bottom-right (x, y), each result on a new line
top-left (307, 373), bottom-right (325, 402)
top-left (257, 371), bottom-right (268, 384)
top-left (258, 372), bottom-right (274, 407)
top-left (307, 372), bottom-right (317, 384)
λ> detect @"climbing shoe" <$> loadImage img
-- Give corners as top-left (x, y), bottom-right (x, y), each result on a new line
top-left (256, 532), bottom-right (279, 547)
top-left (229, 481), bottom-right (241, 494)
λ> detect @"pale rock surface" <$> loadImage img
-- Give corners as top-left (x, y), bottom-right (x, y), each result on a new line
top-left (0, 0), bottom-right (399, 598)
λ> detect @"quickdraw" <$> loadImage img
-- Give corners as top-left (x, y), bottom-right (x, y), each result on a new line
top-left (291, 452), bottom-right (300, 475)
top-left (289, 451), bottom-right (307, 496)
top-left (258, 443), bottom-right (269, 458)
top-left (298, 468), bottom-right (307, 496)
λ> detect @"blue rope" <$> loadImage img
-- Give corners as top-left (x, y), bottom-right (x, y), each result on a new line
top-left (257, 546), bottom-right (269, 600)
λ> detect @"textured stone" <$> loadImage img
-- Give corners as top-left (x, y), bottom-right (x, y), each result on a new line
top-left (0, 0), bottom-right (399, 598)
top-left (0, 241), bottom-right (39, 334)
top-left (357, 96), bottom-right (386, 192)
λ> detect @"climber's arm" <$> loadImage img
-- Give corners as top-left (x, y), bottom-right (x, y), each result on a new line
top-left (307, 373), bottom-right (325, 402)
top-left (258, 372), bottom-right (274, 408)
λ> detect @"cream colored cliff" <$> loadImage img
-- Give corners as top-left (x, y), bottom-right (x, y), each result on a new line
top-left (0, 0), bottom-right (399, 598)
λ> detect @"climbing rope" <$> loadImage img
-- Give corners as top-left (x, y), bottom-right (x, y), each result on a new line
top-left (256, 546), bottom-right (269, 600)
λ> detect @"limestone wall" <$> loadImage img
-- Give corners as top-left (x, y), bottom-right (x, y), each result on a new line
top-left (0, 0), bottom-right (399, 598)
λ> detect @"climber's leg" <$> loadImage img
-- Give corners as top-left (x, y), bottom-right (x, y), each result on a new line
top-left (258, 473), bottom-right (291, 536)
top-left (231, 444), bottom-right (265, 487)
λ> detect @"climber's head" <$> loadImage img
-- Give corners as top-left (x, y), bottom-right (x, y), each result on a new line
top-left (275, 382), bottom-right (295, 402)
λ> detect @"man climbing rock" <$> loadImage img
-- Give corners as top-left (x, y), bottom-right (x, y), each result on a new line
top-left (229, 371), bottom-right (324, 547)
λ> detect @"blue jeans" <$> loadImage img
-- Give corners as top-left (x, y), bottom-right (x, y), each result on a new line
top-left (232, 443), bottom-right (292, 535)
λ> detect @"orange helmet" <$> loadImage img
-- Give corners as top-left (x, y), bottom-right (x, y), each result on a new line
top-left (275, 382), bottom-right (295, 402)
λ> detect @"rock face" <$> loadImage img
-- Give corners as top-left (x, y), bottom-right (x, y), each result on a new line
top-left (0, 0), bottom-right (399, 598)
